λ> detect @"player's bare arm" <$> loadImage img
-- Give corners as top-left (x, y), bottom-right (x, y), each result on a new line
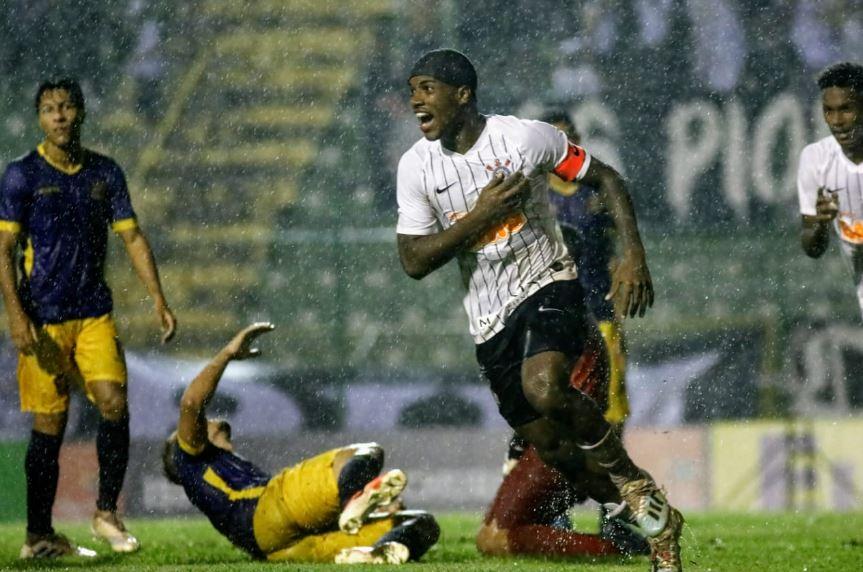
top-left (118, 226), bottom-right (177, 343)
top-left (398, 171), bottom-right (530, 279)
top-left (0, 230), bottom-right (37, 354)
top-left (801, 187), bottom-right (839, 258)
top-left (177, 322), bottom-right (275, 450)
top-left (580, 159), bottom-right (653, 318)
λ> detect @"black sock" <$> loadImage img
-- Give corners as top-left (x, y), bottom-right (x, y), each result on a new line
top-left (25, 430), bottom-right (63, 536)
top-left (96, 415), bottom-right (129, 512)
top-left (337, 446), bottom-right (384, 506)
top-left (579, 428), bottom-right (643, 489)
top-left (375, 511), bottom-right (440, 560)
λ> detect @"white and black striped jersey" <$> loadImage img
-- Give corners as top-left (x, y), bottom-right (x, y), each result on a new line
top-left (798, 135), bottom-right (863, 318)
top-left (798, 135), bottom-right (863, 245)
top-left (396, 115), bottom-right (591, 343)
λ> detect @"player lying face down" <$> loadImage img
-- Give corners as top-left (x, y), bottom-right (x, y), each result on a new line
top-left (161, 323), bottom-right (439, 564)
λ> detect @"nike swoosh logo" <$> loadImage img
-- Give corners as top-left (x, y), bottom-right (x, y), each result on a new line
top-left (435, 182), bottom-right (457, 194)
top-left (537, 305), bottom-right (565, 314)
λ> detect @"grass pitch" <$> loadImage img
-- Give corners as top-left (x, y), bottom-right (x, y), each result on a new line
top-left (1, 512), bottom-right (861, 571)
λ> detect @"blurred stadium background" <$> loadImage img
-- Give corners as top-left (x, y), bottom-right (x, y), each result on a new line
top-left (1, 0), bottom-right (862, 528)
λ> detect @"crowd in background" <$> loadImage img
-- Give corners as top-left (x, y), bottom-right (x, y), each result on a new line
top-left (364, 0), bottom-right (863, 219)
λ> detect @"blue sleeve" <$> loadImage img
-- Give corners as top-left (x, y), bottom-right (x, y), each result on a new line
top-left (0, 162), bottom-right (30, 231)
top-left (106, 161), bottom-right (137, 229)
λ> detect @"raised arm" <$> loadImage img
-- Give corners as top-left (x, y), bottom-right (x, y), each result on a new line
top-left (176, 323), bottom-right (274, 451)
top-left (118, 226), bottom-right (176, 343)
top-left (580, 158), bottom-right (653, 318)
top-left (398, 172), bottom-right (529, 279)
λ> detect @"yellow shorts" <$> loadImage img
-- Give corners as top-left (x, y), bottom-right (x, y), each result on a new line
top-left (598, 320), bottom-right (630, 427)
top-left (254, 447), bottom-right (394, 562)
top-left (18, 314), bottom-right (127, 414)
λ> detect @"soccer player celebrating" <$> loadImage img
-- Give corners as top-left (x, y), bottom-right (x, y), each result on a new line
top-left (162, 323), bottom-right (440, 564)
top-left (396, 49), bottom-right (683, 571)
top-left (0, 79), bottom-right (176, 558)
top-left (799, 62), bottom-right (863, 315)
top-left (478, 112), bottom-right (649, 559)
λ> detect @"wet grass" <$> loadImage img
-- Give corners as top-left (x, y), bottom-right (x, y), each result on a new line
top-left (1, 511), bottom-right (861, 571)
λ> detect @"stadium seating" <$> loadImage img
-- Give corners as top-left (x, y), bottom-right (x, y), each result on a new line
top-left (99, 0), bottom-right (396, 354)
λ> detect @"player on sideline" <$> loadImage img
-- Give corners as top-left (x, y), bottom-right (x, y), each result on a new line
top-left (798, 62), bottom-right (863, 315)
top-left (0, 79), bottom-right (176, 558)
top-left (162, 323), bottom-right (440, 564)
top-left (396, 49), bottom-right (682, 571)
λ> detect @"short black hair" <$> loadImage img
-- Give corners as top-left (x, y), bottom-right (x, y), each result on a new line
top-left (817, 62), bottom-right (863, 95)
top-left (410, 49), bottom-right (478, 101)
top-left (34, 79), bottom-right (85, 113)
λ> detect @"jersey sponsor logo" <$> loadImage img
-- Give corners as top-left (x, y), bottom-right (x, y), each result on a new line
top-left (37, 186), bottom-right (60, 196)
top-left (447, 210), bottom-right (527, 251)
top-left (90, 181), bottom-right (107, 201)
top-left (435, 181), bottom-right (456, 194)
top-left (485, 158), bottom-right (512, 178)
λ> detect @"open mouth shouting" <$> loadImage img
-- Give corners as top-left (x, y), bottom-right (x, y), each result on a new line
top-left (416, 111), bottom-right (434, 134)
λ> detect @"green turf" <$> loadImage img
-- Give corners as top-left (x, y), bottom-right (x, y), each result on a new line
top-left (1, 512), bottom-right (862, 571)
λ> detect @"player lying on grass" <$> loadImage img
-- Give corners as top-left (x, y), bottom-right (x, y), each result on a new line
top-left (477, 321), bottom-right (648, 560)
top-left (478, 438), bottom-right (649, 559)
top-left (161, 323), bottom-right (440, 564)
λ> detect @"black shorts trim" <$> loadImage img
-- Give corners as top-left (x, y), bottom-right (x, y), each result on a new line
top-left (476, 280), bottom-right (593, 427)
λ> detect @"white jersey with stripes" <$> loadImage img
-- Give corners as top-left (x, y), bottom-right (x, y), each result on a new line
top-left (798, 135), bottom-right (863, 316)
top-left (397, 114), bottom-right (591, 343)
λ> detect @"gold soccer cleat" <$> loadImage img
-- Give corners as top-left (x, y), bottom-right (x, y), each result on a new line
top-left (20, 532), bottom-right (97, 559)
top-left (91, 512), bottom-right (140, 553)
top-left (339, 469), bottom-right (407, 535)
top-left (619, 477), bottom-right (684, 572)
top-left (647, 507), bottom-right (684, 572)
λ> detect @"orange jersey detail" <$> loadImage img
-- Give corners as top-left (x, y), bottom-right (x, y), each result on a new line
top-left (448, 211), bottom-right (527, 251)
top-left (839, 216), bottom-right (863, 244)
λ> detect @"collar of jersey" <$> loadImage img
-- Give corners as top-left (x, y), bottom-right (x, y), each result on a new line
top-left (439, 114), bottom-right (490, 157)
top-left (37, 143), bottom-right (84, 175)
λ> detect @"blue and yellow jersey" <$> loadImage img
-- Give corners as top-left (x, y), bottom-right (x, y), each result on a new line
top-left (0, 145), bottom-right (137, 324)
top-left (548, 178), bottom-right (615, 321)
top-left (173, 439), bottom-right (271, 558)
